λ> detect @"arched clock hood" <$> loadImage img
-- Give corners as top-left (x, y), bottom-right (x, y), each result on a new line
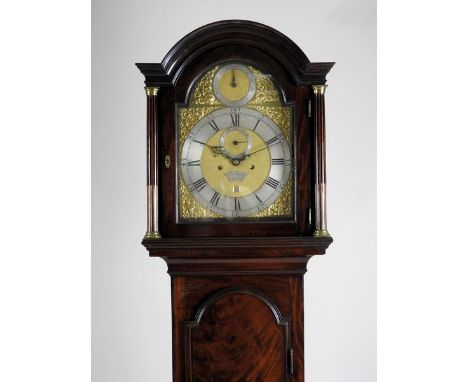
top-left (136, 19), bottom-right (334, 87)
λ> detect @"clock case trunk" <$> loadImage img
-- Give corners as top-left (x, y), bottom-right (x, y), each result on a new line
top-left (137, 20), bottom-right (334, 382)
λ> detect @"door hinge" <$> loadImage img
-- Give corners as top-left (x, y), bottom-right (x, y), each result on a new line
top-left (288, 348), bottom-right (294, 375)
top-left (308, 100), bottom-right (312, 118)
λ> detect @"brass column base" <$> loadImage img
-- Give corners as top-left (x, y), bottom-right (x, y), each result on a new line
top-left (313, 229), bottom-right (331, 238)
top-left (144, 231), bottom-right (162, 240)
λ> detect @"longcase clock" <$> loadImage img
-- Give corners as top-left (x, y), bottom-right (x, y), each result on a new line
top-left (136, 20), bottom-right (334, 382)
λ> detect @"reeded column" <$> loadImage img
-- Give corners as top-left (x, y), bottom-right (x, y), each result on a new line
top-left (144, 87), bottom-right (161, 239)
top-left (312, 84), bottom-right (331, 238)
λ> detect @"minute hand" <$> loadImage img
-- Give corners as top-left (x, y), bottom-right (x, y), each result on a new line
top-left (246, 141), bottom-right (281, 157)
top-left (193, 140), bottom-right (230, 158)
top-left (193, 139), bottom-right (223, 154)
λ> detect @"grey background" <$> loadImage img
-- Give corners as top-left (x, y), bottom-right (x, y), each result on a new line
top-left (92, 0), bottom-right (376, 381)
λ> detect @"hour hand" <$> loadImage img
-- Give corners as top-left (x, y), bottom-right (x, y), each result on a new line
top-left (209, 145), bottom-right (237, 162)
top-left (208, 145), bottom-right (224, 156)
top-left (193, 139), bottom-right (222, 153)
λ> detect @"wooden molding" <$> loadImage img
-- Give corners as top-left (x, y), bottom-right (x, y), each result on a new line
top-left (136, 20), bottom-right (334, 87)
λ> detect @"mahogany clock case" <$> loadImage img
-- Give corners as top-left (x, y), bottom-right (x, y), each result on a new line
top-left (136, 20), bottom-right (334, 239)
top-left (136, 20), bottom-right (334, 382)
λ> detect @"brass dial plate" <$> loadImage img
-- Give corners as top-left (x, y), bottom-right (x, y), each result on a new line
top-left (178, 64), bottom-right (294, 220)
top-left (180, 108), bottom-right (291, 218)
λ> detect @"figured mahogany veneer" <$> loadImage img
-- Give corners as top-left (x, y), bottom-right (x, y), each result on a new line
top-left (171, 275), bottom-right (308, 382)
top-left (187, 289), bottom-right (289, 382)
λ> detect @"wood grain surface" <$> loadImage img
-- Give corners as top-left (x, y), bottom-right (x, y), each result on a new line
top-left (187, 291), bottom-right (288, 382)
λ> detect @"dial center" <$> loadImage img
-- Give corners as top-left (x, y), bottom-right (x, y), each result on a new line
top-left (220, 127), bottom-right (252, 159)
top-left (200, 129), bottom-right (271, 198)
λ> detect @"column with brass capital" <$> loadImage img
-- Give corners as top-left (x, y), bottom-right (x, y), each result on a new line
top-left (312, 84), bottom-right (331, 238)
top-left (144, 87), bottom-right (161, 239)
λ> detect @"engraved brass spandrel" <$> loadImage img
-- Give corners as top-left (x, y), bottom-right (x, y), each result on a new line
top-left (190, 66), bottom-right (222, 106)
top-left (251, 105), bottom-right (292, 145)
top-left (247, 67), bottom-right (280, 105)
top-left (246, 66), bottom-right (292, 145)
top-left (179, 177), bottom-right (220, 219)
top-left (178, 106), bottom-right (222, 156)
top-left (254, 176), bottom-right (293, 218)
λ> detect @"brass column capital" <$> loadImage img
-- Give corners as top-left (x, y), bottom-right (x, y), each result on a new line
top-left (145, 86), bottom-right (160, 96)
top-left (312, 84), bottom-right (327, 95)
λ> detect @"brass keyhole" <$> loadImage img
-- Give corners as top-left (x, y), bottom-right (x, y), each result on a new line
top-left (164, 155), bottom-right (170, 168)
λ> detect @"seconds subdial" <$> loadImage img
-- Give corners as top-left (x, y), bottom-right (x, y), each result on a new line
top-left (220, 127), bottom-right (253, 162)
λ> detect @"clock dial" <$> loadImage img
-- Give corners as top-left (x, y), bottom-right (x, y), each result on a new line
top-left (213, 64), bottom-right (256, 106)
top-left (181, 107), bottom-right (292, 218)
top-left (178, 63), bottom-right (294, 220)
